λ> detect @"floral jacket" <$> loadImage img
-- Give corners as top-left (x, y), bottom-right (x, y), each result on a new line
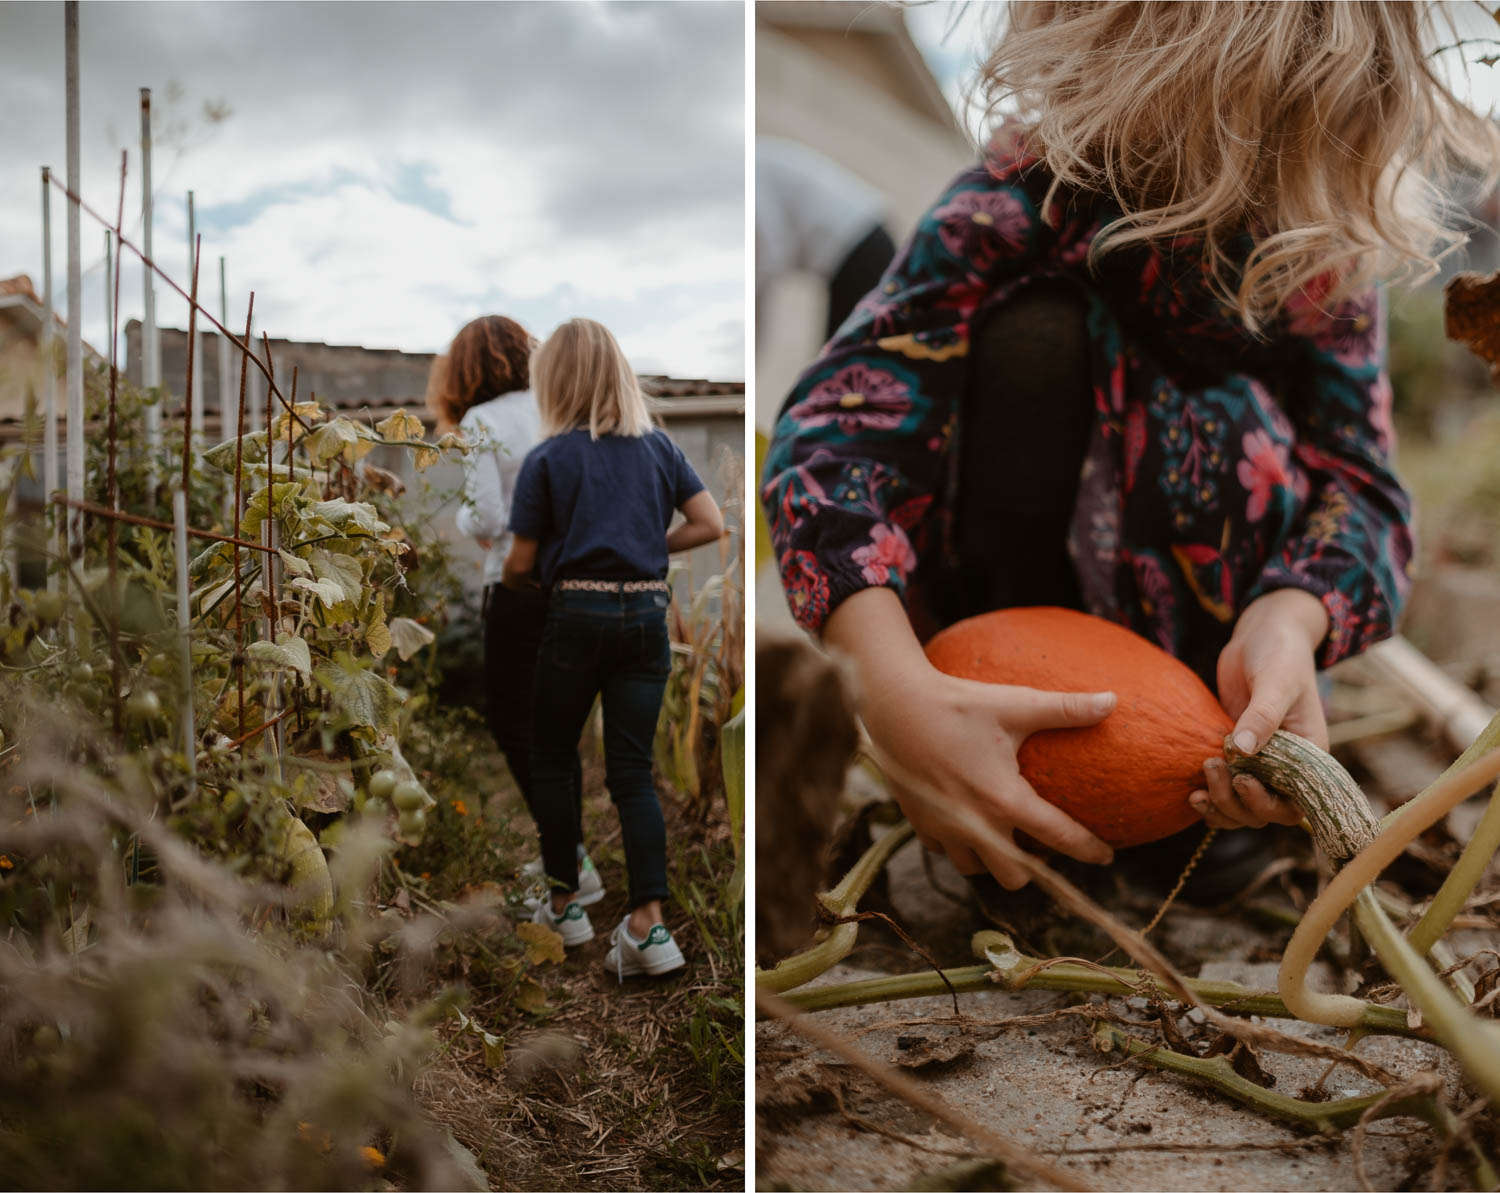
top-left (761, 142), bottom-right (1413, 685)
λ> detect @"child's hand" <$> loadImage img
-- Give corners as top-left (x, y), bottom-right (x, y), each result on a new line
top-left (824, 588), bottom-right (1115, 890)
top-left (1199, 589), bottom-right (1330, 830)
top-left (869, 672), bottom-right (1118, 888)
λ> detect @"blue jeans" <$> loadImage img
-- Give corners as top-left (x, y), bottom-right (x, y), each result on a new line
top-left (531, 588), bottom-right (672, 908)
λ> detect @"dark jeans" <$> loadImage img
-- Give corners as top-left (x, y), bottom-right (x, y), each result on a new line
top-left (484, 583), bottom-right (581, 828)
top-left (531, 588), bottom-right (673, 908)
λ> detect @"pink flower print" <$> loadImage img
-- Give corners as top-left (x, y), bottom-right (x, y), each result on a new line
top-left (1283, 285), bottom-right (1380, 368)
top-left (780, 550), bottom-right (831, 630)
top-left (788, 364), bottom-right (913, 437)
top-left (851, 524), bottom-right (917, 587)
top-left (933, 189), bottom-right (1031, 269)
top-left (1237, 430), bottom-right (1307, 523)
top-left (1368, 372), bottom-right (1394, 453)
top-left (1128, 551), bottom-right (1176, 650)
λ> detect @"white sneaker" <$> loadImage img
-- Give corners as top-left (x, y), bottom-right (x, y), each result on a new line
top-left (604, 918), bottom-right (685, 980)
top-left (521, 849), bottom-right (605, 907)
top-left (529, 898), bottom-right (594, 947)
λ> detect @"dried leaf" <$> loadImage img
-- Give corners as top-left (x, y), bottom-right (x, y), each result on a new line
top-left (388, 616), bottom-right (435, 661)
top-left (359, 462), bottom-right (406, 497)
top-left (1445, 270), bottom-right (1500, 385)
top-left (60, 905), bottom-right (91, 956)
top-left (516, 921), bottom-right (566, 966)
top-left (515, 979), bottom-right (551, 1015)
top-left (376, 408), bottom-right (426, 442)
top-left (890, 1031), bottom-right (975, 1070)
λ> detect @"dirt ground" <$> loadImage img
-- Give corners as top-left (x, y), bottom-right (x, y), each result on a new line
top-left (755, 597), bottom-right (1500, 1192)
top-left (416, 745), bottom-right (745, 1192)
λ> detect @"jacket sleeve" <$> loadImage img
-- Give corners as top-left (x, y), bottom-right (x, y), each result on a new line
top-left (1247, 288), bottom-right (1414, 667)
top-left (455, 413), bottom-right (508, 542)
top-left (760, 163), bottom-right (1052, 633)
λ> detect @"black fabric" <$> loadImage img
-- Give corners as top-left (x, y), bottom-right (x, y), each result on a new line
top-left (827, 223), bottom-right (897, 341)
top-left (936, 279), bottom-right (1097, 623)
top-left (484, 582), bottom-right (580, 825)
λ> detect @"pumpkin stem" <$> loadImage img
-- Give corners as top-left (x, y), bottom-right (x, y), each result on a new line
top-left (1224, 729), bottom-right (1379, 861)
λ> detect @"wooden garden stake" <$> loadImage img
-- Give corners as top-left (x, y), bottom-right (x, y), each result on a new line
top-left (186, 192), bottom-right (204, 454)
top-left (63, 2), bottom-right (83, 566)
top-left (140, 87), bottom-right (161, 457)
top-left (39, 166), bottom-right (58, 592)
top-left (173, 487), bottom-right (195, 794)
top-left (231, 295), bottom-right (254, 742)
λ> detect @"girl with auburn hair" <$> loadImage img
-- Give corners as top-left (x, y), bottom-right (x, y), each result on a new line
top-left (431, 315), bottom-right (596, 907)
top-left (762, 1), bottom-right (1500, 893)
top-left (504, 318), bottom-right (724, 979)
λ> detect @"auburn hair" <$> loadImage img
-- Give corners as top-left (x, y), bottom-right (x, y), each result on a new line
top-left (975, 1), bottom-right (1500, 329)
top-left (425, 315), bottom-right (533, 430)
top-left (531, 318), bottom-right (654, 440)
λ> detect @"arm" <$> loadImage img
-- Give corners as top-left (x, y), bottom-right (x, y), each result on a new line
top-left (761, 161), bottom-right (1052, 634)
top-left (761, 165), bottom-right (1128, 888)
top-left (1201, 288), bottom-right (1411, 830)
top-left (501, 536), bottom-right (540, 591)
top-left (455, 417), bottom-right (507, 549)
top-left (825, 588), bottom-right (1116, 888)
top-left (667, 490), bottom-right (724, 554)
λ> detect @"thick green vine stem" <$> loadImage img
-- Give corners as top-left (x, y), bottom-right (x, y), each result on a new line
top-left (1224, 729), bottom-right (1379, 861)
top-left (754, 822), bottom-right (915, 994)
top-left (1279, 744), bottom-right (1500, 1031)
top-left (1406, 708), bottom-right (1500, 955)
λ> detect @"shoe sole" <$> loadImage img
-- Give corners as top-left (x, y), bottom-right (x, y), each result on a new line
top-left (605, 947), bottom-right (685, 977)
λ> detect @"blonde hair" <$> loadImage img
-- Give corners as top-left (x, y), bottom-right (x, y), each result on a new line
top-left (531, 318), bottom-right (654, 439)
top-left (977, 1), bottom-right (1500, 330)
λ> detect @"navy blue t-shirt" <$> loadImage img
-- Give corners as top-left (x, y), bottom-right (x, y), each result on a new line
top-left (508, 428), bottom-right (706, 588)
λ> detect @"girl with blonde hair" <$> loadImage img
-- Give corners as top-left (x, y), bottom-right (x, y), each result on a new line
top-left (504, 318), bottom-right (724, 978)
top-left (763, 1), bottom-right (1500, 894)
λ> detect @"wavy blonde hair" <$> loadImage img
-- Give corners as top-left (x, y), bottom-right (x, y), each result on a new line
top-left (531, 318), bottom-right (654, 439)
top-left (977, 1), bottom-right (1500, 329)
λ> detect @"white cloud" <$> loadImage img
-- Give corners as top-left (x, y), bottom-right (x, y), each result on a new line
top-left (0, 1), bottom-right (745, 378)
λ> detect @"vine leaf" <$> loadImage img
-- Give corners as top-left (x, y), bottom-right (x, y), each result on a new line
top-left (313, 652), bottom-right (403, 734)
top-left (515, 979), bottom-right (551, 1015)
top-left (308, 548), bottom-right (365, 604)
top-left (291, 575), bottom-right (346, 609)
top-left (305, 417), bottom-right (375, 467)
top-left (516, 922), bottom-right (566, 966)
top-left (376, 408), bottom-right (426, 442)
top-left (389, 617), bottom-right (435, 661)
top-left (310, 499), bottom-right (389, 537)
top-left (245, 633), bottom-right (313, 678)
top-left (365, 609), bottom-right (392, 660)
top-left (203, 430), bottom-right (268, 470)
top-left (278, 549), bottom-right (312, 577)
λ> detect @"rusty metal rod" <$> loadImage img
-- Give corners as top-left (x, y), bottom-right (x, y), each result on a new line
top-left (48, 495), bottom-right (275, 555)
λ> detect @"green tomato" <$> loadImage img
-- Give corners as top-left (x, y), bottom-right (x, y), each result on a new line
top-left (146, 652), bottom-right (174, 678)
top-left (392, 780), bottom-right (426, 812)
top-left (70, 662), bottom-right (94, 685)
top-left (220, 789), bottom-right (246, 820)
top-left (125, 689), bottom-right (163, 725)
top-left (368, 769), bottom-right (398, 800)
top-left (33, 591), bottom-right (63, 625)
top-left (397, 808), bottom-right (427, 837)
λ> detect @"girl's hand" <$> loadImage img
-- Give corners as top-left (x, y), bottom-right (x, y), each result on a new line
top-left (824, 588), bottom-right (1115, 889)
top-left (1199, 589), bottom-right (1330, 830)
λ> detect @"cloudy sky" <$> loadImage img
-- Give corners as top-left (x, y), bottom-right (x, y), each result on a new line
top-left (0, 1), bottom-right (745, 379)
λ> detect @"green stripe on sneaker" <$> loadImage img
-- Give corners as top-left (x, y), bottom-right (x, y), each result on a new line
top-left (640, 924), bottom-right (671, 949)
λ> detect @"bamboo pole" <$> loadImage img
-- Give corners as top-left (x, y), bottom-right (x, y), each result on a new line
top-left (187, 191), bottom-right (203, 454)
top-left (40, 167), bottom-right (58, 593)
top-left (63, 2), bottom-right (83, 565)
top-left (173, 487), bottom-right (195, 794)
top-left (140, 87), bottom-right (161, 456)
top-left (218, 257), bottom-right (232, 433)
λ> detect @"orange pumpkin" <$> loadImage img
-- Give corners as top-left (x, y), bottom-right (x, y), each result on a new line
top-left (923, 606), bottom-right (1231, 849)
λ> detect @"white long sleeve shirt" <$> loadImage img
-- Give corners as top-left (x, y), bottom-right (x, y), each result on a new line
top-left (455, 390), bottom-right (543, 586)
